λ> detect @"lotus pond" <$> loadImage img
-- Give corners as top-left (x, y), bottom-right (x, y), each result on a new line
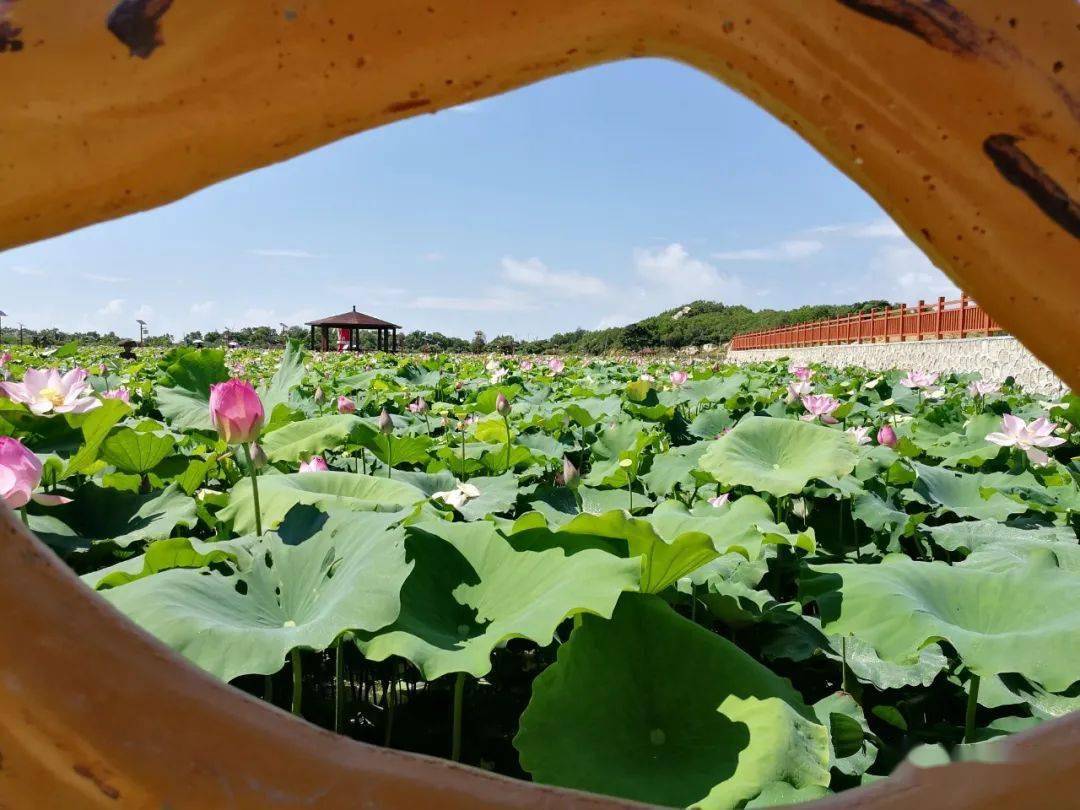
top-left (2, 343), bottom-right (1079, 808)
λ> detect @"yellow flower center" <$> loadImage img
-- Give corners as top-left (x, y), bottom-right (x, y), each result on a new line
top-left (38, 387), bottom-right (65, 406)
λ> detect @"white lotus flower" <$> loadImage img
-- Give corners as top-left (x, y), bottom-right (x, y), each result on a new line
top-left (433, 482), bottom-right (481, 509)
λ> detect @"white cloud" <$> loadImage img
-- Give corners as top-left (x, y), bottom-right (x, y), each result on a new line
top-left (241, 307), bottom-right (277, 324)
top-left (711, 239), bottom-right (824, 261)
top-left (635, 243), bottom-right (745, 296)
top-left (592, 243), bottom-right (750, 328)
top-left (97, 298), bottom-right (125, 316)
top-left (134, 304), bottom-right (154, 322)
top-left (422, 252), bottom-right (445, 262)
top-left (11, 266), bottom-right (44, 277)
top-left (409, 294), bottom-right (538, 312)
top-left (501, 256), bottom-right (608, 297)
top-left (82, 273), bottom-right (128, 283)
top-left (805, 218), bottom-right (904, 240)
top-left (870, 245), bottom-right (960, 299)
top-left (247, 249), bottom-right (326, 259)
top-left (190, 300), bottom-right (216, 315)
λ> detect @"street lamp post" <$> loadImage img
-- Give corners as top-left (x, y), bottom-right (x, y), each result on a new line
top-left (136, 319), bottom-right (147, 346)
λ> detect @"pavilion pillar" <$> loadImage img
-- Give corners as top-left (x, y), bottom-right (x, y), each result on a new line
top-left (392, 328), bottom-right (397, 353)
top-left (309, 325), bottom-right (314, 350)
top-left (320, 326), bottom-right (328, 352)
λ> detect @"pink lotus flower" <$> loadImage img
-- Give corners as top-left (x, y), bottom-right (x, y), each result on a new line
top-left (337, 395), bottom-right (356, 414)
top-left (548, 358), bottom-right (565, 374)
top-left (787, 380), bottom-right (812, 402)
top-left (800, 394), bottom-right (840, 424)
top-left (968, 380), bottom-right (999, 397)
top-left (986, 414), bottom-right (1065, 466)
top-left (708, 493), bottom-right (730, 508)
top-left (669, 370), bottom-right (688, 386)
top-left (846, 426), bottom-right (871, 445)
top-left (521, 360), bottom-right (534, 372)
top-left (0, 353), bottom-right (10, 381)
top-left (102, 387), bottom-right (131, 404)
top-left (433, 482), bottom-right (480, 509)
top-left (640, 373), bottom-right (655, 383)
top-left (877, 425), bottom-right (898, 448)
top-left (408, 397), bottom-right (429, 415)
top-left (490, 367), bottom-right (509, 384)
top-left (299, 456), bottom-right (329, 473)
top-left (0, 436), bottom-right (70, 509)
top-left (0, 367), bottom-right (101, 415)
top-left (899, 370), bottom-right (939, 390)
top-left (789, 364), bottom-right (813, 381)
top-left (208, 379), bottom-right (265, 445)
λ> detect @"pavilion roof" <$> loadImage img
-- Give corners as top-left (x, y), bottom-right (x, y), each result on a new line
top-left (306, 306), bottom-right (401, 329)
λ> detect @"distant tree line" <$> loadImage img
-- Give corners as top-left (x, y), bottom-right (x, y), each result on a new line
top-left (2, 299), bottom-right (894, 354)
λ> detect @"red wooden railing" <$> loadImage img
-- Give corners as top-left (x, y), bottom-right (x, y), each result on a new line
top-left (729, 294), bottom-right (1003, 350)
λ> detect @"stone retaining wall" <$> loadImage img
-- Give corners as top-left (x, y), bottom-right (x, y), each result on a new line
top-left (726, 336), bottom-right (1068, 397)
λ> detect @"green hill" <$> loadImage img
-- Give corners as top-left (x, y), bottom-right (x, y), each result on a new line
top-left (515, 299), bottom-right (893, 354)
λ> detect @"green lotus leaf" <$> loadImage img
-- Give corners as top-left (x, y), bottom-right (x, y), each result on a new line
top-left (82, 536), bottom-right (252, 589)
top-left (514, 593), bottom-right (830, 809)
top-left (260, 414), bottom-right (374, 462)
top-left (29, 483), bottom-right (197, 552)
top-left (907, 462), bottom-right (1027, 521)
top-left (355, 520), bottom-right (639, 679)
top-left (823, 628), bottom-right (947, 691)
top-left (813, 692), bottom-right (877, 777)
top-left (700, 416), bottom-right (857, 497)
top-left (155, 348), bottom-right (230, 432)
top-left (916, 413), bottom-right (1003, 468)
top-left (99, 427), bottom-right (176, 474)
top-left (257, 339), bottom-right (306, 413)
top-left (641, 441), bottom-right (711, 496)
top-left (60, 398), bottom-right (131, 479)
top-left (805, 556), bottom-right (1080, 691)
top-left (221, 471), bottom-right (426, 533)
top-left (928, 521), bottom-right (1080, 572)
top-left (100, 511), bottom-right (410, 681)
top-left (454, 472), bottom-right (519, 521)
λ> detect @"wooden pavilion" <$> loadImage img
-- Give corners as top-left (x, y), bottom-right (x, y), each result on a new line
top-left (306, 306), bottom-right (401, 352)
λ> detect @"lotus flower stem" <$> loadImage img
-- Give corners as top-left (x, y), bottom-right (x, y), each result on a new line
top-left (502, 414), bottom-right (512, 474)
top-left (385, 436), bottom-right (392, 479)
top-left (290, 648), bottom-right (303, 716)
top-left (20, 506), bottom-right (29, 526)
top-left (451, 672), bottom-right (466, 762)
top-left (384, 683), bottom-right (395, 747)
top-left (964, 674), bottom-right (980, 743)
top-left (334, 637), bottom-right (344, 734)
top-left (241, 443), bottom-right (263, 536)
top-left (841, 636), bottom-right (850, 693)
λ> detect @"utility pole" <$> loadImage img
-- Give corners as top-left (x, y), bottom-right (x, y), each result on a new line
top-left (18, 323), bottom-right (24, 346)
top-left (136, 318), bottom-right (147, 346)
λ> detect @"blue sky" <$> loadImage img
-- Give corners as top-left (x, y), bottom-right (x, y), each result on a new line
top-left (3, 59), bottom-right (957, 342)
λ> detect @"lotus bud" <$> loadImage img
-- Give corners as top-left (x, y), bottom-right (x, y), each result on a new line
top-left (877, 424), bottom-right (898, 448)
top-left (248, 442), bottom-right (268, 471)
top-left (562, 456), bottom-right (580, 489)
top-left (378, 408), bottom-right (394, 435)
top-left (455, 380), bottom-right (463, 391)
top-left (416, 397), bottom-right (429, 414)
top-left (98, 363), bottom-right (107, 376)
top-left (441, 414), bottom-right (450, 429)
top-left (208, 379), bottom-right (265, 445)
top-left (337, 395), bottom-right (356, 414)
top-left (495, 392), bottom-right (511, 417)
top-left (299, 456), bottom-right (329, 473)
top-left (314, 386), bottom-right (325, 404)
